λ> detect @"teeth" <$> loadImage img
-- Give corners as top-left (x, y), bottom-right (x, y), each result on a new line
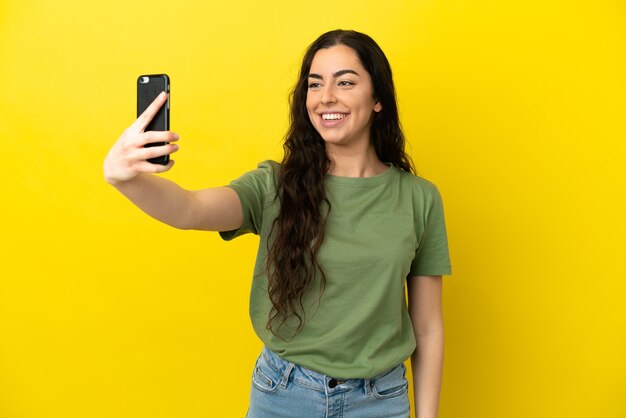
top-left (322, 113), bottom-right (347, 120)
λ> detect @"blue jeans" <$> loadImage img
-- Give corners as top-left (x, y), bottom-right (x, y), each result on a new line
top-left (246, 346), bottom-right (410, 418)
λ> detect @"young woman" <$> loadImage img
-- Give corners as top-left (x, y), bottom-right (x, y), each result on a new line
top-left (104, 29), bottom-right (451, 418)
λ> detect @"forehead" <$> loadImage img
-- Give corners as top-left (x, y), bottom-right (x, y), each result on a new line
top-left (309, 44), bottom-right (365, 73)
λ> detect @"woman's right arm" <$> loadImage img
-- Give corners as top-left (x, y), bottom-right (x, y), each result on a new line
top-left (103, 91), bottom-right (243, 232)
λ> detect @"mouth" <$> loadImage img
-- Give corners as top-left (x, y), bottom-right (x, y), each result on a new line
top-left (319, 112), bottom-right (350, 126)
top-left (321, 112), bottom-right (349, 121)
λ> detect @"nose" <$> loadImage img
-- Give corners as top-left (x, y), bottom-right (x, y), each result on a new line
top-left (320, 84), bottom-right (337, 104)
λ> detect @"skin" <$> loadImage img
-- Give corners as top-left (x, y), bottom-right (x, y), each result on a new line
top-left (104, 46), bottom-right (444, 417)
top-left (103, 92), bottom-right (243, 231)
top-left (408, 275), bottom-right (444, 418)
top-left (306, 44), bottom-right (387, 177)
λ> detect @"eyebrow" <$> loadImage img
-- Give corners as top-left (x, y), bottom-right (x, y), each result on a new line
top-left (307, 69), bottom-right (360, 79)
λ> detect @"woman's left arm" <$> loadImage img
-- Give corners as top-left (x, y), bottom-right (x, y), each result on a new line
top-left (407, 275), bottom-right (444, 418)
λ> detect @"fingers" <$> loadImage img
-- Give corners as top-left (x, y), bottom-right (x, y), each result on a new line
top-left (139, 142), bottom-right (180, 160)
top-left (135, 159), bottom-right (176, 173)
top-left (130, 91), bottom-right (168, 132)
top-left (136, 130), bottom-right (180, 146)
top-left (105, 120), bottom-right (180, 183)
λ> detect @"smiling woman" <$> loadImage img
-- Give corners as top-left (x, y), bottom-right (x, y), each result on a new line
top-left (103, 29), bottom-right (451, 418)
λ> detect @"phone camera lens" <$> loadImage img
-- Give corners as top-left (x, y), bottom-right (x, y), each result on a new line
top-left (140, 76), bottom-right (149, 84)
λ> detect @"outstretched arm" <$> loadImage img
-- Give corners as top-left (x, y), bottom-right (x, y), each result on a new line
top-left (103, 91), bottom-right (243, 231)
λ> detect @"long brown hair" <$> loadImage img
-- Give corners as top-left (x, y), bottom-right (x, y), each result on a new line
top-left (265, 29), bottom-right (415, 340)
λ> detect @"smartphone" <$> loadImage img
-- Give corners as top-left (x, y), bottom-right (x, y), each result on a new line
top-left (137, 74), bottom-right (170, 165)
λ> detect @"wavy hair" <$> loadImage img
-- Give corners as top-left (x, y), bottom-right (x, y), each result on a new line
top-left (265, 29), bottom-right (415, 340)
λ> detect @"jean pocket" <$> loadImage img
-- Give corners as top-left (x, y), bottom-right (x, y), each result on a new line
top-left (371, 363), bottom-right (409, 400)
top-left (251, 352), bottom-right (281, 393)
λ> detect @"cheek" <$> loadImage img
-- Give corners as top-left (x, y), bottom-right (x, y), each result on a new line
top-left (357, 93), bottom-right (376, 109)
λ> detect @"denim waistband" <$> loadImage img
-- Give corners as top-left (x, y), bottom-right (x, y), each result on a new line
top-left (260, 345), bottom-right (406, 394)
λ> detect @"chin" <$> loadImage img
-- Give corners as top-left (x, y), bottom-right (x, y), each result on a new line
top-left (319, 134), bottom-right (343, 143)
top-left (316, 130), bottom-right (347, 143)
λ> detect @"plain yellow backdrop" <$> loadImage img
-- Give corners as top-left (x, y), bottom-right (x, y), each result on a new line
top-left (1, 0), bottom-right (625, 417)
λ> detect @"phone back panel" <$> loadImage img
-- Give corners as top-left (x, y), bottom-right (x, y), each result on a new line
top-left (137, 74), bottom-right (170, 165)
top-left (137, 74), bottom-right (169, 131)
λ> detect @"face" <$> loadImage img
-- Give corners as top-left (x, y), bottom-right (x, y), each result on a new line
top-left (306, 44), bottom-right (382, 149)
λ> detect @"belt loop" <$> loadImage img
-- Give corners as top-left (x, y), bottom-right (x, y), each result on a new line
top-left (279, 361), bottom-right (295, 389)
top-left (364, 378), bottom-right (372, 396)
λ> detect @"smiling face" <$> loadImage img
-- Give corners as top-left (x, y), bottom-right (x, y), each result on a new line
top-left (306, 44), bottom-right (382, 150)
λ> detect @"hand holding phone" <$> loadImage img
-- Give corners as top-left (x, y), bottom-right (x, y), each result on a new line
top-left (103, 89), bottom-right (180, 185)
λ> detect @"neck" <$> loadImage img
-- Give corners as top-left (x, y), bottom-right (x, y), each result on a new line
top-left (325, 143), bottom-right (388, 178)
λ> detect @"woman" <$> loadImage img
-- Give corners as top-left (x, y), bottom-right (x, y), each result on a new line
top-left (104, 29), bottom-right (451, 418)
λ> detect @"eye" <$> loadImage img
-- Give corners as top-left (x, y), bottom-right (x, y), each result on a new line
top-left (308, 82), bottom-right (322, 88)
top-left (338, 80), bottom-right (354, 86)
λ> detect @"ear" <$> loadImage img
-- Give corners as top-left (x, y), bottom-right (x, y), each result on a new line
top-left (374, 101), bottom-right (382, 112)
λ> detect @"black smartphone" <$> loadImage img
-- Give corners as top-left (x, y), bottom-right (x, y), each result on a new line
top-left (137, 74), bottom-right (170, 165)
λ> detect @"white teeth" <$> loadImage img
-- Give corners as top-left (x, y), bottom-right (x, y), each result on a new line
top-left (322, 113), bottom-right (347, 120)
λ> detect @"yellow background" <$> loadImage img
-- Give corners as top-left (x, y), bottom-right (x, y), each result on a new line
top-left (1, 0), bottom-right (625, 417)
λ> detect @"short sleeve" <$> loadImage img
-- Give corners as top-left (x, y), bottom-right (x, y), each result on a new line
top-left (409, 185), bottom-right (452, 277)
top-left (219, 160), bottom-right (278, 241)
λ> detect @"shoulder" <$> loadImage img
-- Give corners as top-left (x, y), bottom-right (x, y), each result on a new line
top-left (255, 160), bottom-right (280, 185)
top-left (227, 160), bottom-right (281, 193)
top-left (257, 159), bottom-right (281, 171)
top-left (396, 168), bottom-right (442, 200)
top-left (253, 160), bottom-right (280, 180)
top-left (240, 159), bottom-right (280, 178)
top-left (238, 160), bottom-right (280, 196)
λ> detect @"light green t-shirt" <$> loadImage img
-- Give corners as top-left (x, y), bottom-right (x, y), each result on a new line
top-left (220, 160), bottom-right (452, 379)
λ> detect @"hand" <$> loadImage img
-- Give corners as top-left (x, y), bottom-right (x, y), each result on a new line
top-left (103, 91), bottom-right (180, 185)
